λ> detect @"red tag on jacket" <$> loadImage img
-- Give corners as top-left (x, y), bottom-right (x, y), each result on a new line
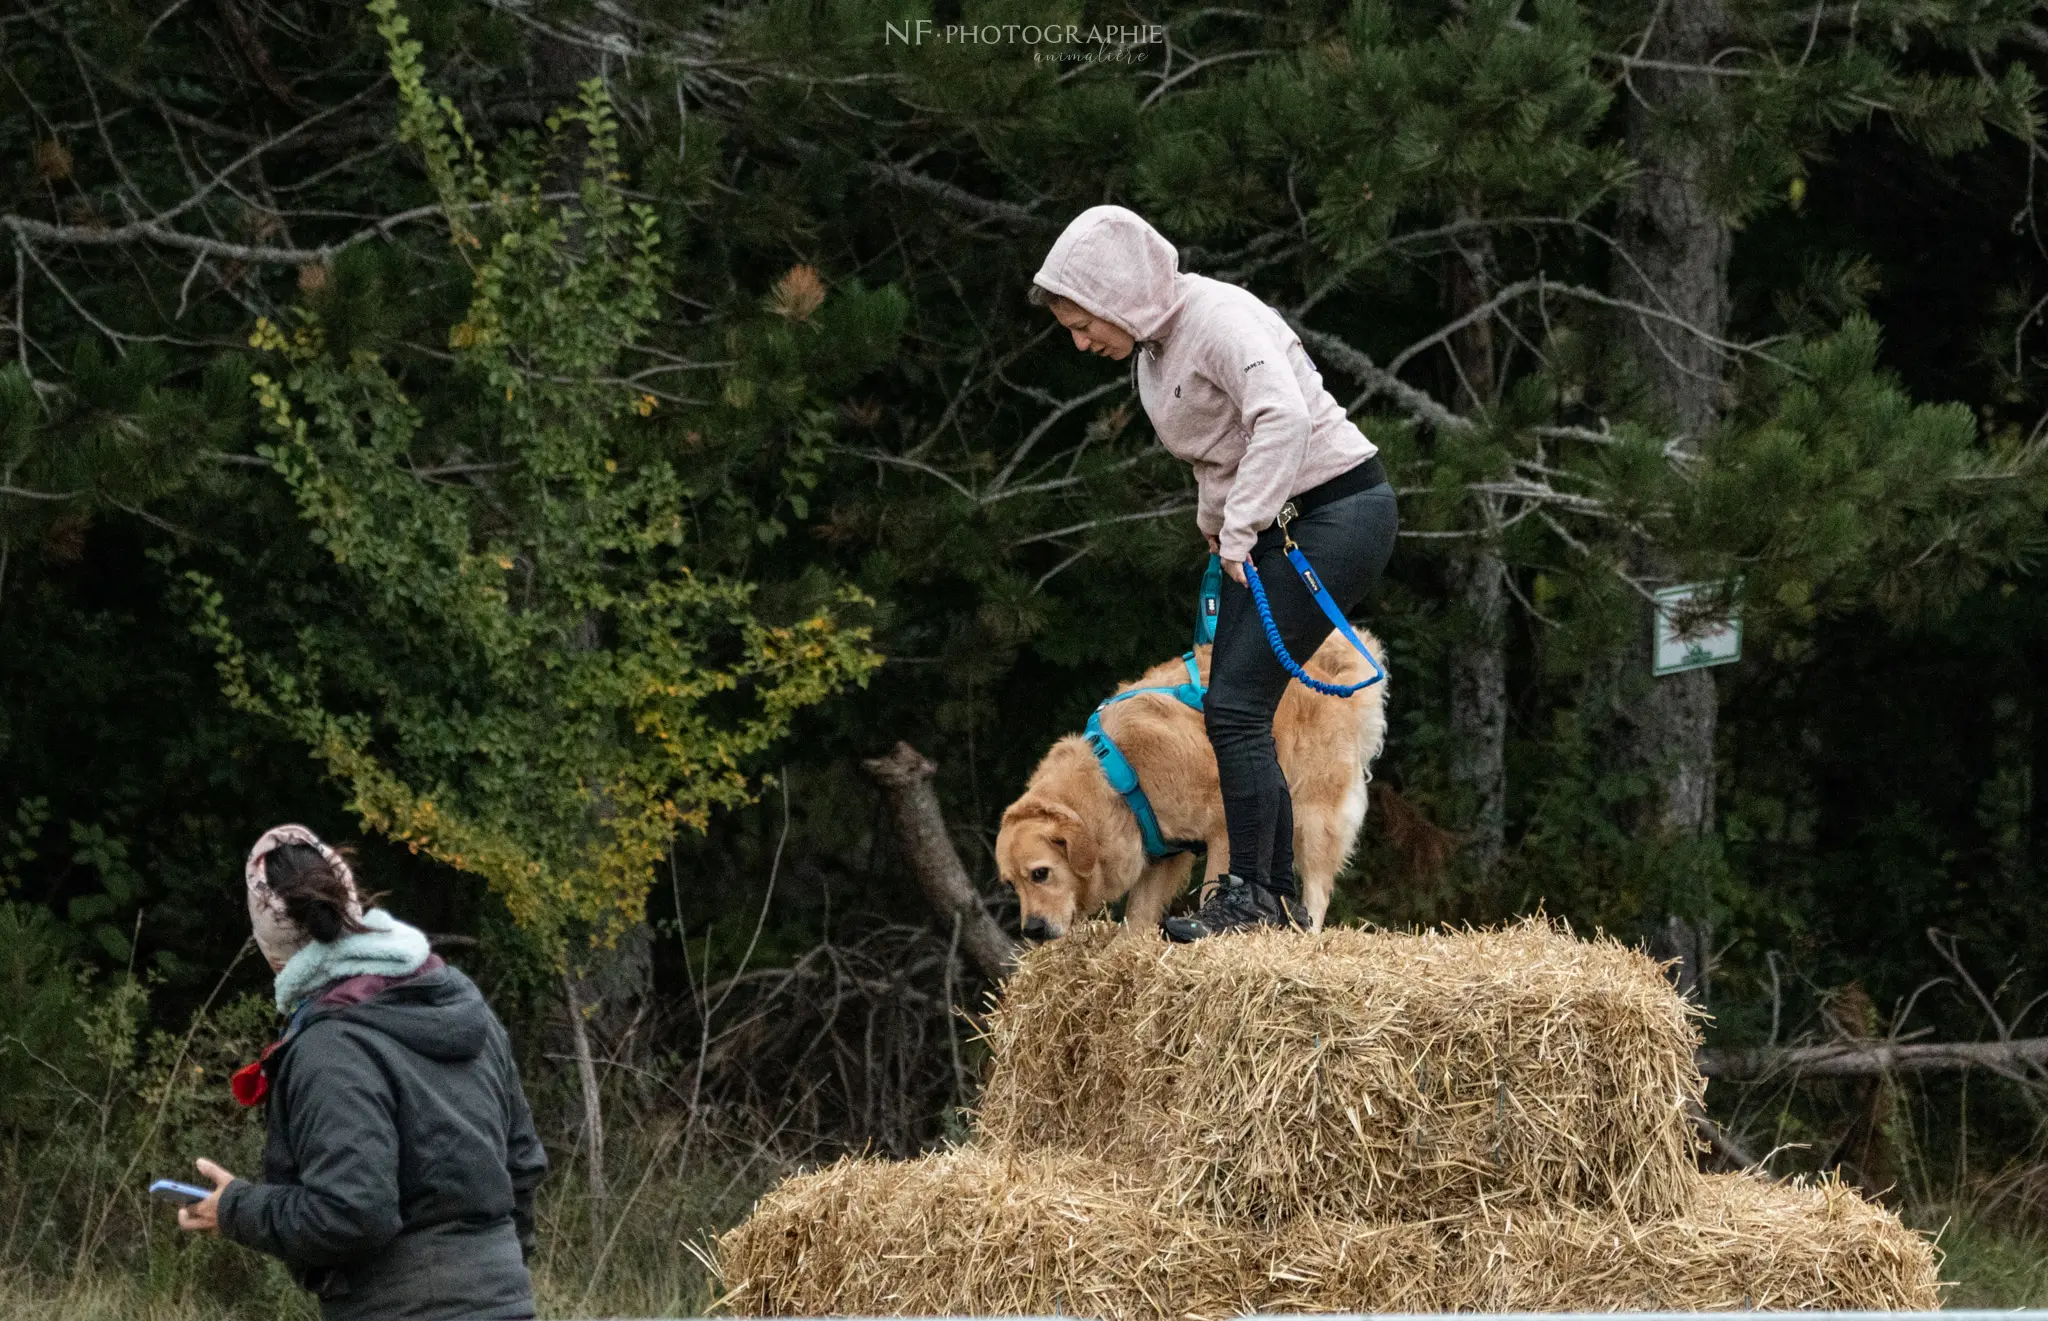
top-left (231, 1038), bottom-right (283, 1107)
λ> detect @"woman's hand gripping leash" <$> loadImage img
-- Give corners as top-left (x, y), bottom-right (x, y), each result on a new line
top-left (1206, 531), bottom-right (1248, 588)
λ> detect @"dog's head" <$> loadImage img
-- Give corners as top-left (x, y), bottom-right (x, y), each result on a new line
top-left (996, 794), bottom-right (1100, 941)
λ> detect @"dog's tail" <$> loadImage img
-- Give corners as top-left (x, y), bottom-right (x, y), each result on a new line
top-left (1349, 627), bottom-right (1390, 779)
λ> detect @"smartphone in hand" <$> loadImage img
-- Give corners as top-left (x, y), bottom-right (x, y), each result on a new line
top-left (148, 1179), bottom-right (211, 1206)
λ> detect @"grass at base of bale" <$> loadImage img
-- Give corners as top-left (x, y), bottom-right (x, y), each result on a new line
top-left (1917, 1199), bottom-right (2048, 1308)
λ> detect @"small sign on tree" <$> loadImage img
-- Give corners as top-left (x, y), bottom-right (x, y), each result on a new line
top-left (1652, 582), bottom-right (1741, 677)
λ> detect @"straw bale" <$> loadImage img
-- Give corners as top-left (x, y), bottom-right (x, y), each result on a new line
top-left (712, 1146), bottom-right (1439, 1321)
top-left (1435, 1171), bottom-right (1942, 1312)
top-left (976, 919), bottom-right (1706, 1222)
top-left (717, 1153), bottom-right (1937, 1318)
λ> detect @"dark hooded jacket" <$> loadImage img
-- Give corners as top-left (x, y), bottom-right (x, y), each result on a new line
top-left (218, 961), bottom-right (548, 1321)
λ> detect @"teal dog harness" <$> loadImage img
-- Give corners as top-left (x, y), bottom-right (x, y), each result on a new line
top-left (1083, 651), bottom-right (1206, 859)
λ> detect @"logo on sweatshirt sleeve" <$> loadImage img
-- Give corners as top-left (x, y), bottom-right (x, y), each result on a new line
top-left (1243, 359), bottom-right (1265, 372)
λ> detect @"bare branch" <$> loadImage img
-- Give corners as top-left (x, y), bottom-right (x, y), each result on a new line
top-left (1139, 46), bottom-right (1276, 110)
top-left (1, 192), bottom-right (576, 267)
top-left (1287, 320), bottom-right (1476, 435)
top-left (860, 157), bottom-right (1052, 232)
top-left (833, 446), bottom-right (978, 503)
top-left (0, 485), bottom-right (84, 501)
top-left (1700, 1036), bottom-right (2048, 1081)
top-left (987, 377), bottom-right (1128, 495)
top-left (1008, 501), bottom-right (1197, 548)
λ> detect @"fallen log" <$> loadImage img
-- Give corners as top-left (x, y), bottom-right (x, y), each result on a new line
top-left (861, 741), bottom-right (1018, 982)
top-left (1699, 1036), bottom-right (2048, 1080)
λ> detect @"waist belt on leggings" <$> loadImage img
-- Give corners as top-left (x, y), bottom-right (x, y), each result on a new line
top-left (1273, 455), bottom-right (1387, 527)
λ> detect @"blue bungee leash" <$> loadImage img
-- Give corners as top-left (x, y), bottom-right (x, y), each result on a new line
top-left (1235, 501), bottom-right (1385, 698)
top-left (1084, 510), bottom-right (1381, 857)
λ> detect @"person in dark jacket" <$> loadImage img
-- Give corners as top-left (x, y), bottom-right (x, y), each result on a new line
top-left (175, 824), bottom-right (548, 1321)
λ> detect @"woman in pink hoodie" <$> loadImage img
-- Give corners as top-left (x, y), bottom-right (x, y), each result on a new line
top-left (1030, 205), bottom-right (1397, 940)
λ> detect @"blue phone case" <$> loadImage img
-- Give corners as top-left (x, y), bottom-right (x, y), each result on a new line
top-left (149, 1178), bottom-right (211, 1205)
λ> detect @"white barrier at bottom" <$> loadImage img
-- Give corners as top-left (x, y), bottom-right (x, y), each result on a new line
top-left (588, 1314), bottom-right (2048, 1320)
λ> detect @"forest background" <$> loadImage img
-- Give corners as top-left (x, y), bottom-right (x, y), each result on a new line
top-left (8, 0), bottom-right (2048, 1314)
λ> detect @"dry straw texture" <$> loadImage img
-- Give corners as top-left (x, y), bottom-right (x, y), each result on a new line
top-left (716, 1149), bottom-right (1258, 1321)
top-left (718, 920), bottom-right (1938, 1315)
top-left (976, 919), bottom-right (1707, 1223)
top-left (715, 1148), bottom-right (1939, 1319)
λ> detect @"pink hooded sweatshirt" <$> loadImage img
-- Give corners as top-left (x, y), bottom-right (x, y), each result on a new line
top-left (1032, 205), bottom-right (1377, 563)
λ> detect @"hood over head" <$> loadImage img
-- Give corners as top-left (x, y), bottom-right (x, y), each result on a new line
top-left (307, 962), bottom-right (492, 1063)
top-left (1032, 205), bottom-right (1185, 342)
top-left (244, 823), bottom-right (363, 969)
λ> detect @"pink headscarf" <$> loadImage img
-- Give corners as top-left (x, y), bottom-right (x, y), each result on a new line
top-left (245, 824), bottom-right (363, 970)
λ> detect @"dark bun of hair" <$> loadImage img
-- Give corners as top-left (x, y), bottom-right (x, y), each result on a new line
top-left (264, 843), bottom-right (369, 944)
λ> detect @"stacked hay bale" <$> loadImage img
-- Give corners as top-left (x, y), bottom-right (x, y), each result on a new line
top-left (977, 920), bottom-right (1703, 1224)
top-left (718, 920), bottom-right (1938, 1318)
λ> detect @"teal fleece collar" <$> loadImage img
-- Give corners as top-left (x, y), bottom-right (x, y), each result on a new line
top-left (273, 908), bottom-right (432, 1013)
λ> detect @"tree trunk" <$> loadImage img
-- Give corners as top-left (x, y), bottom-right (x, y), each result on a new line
top-left (1611, 0), bottom-right (1733, 1003)
top-left (1446, 537), bottom-right (1508, 880)
top-left (1981, 688), bottom-right (2034, 885)
top-left (862, 741), bottom-right (1018, 982)
top-left (1443, 203), bottom-right (1509, 883)
top-left (552, 606), bottom-right (648, 1256)
top-left (561, 967), bottom-right (608, 1258)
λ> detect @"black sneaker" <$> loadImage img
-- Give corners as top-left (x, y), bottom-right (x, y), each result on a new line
top-left (1268, 881), bottom-right (1312, 932)
top-left (1161, 873), bottom-right (1308, 943)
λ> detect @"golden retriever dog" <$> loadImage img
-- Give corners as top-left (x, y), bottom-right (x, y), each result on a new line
top-left (997, 632), bottom-right (1387, 938)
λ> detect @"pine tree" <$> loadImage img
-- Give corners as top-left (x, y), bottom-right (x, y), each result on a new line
top-left (1581, 0), bottom-right (2042, 997)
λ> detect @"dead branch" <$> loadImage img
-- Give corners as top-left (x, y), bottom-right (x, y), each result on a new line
top-left (1699, 1036), bottom-right (2048, 1080)
top-left (1691, 1103), bottom-right (1764, 1171)
top-left (1008, 501), bottom-right (1198, 549)
top-left (986, 377), bottom-right (1128, 494)
top-left (860, 741), bottom-right (1017, 982)
top-left (672, 922), bottom-right (968, 1159)
top-left (1288, 320), bottom-right (1476, 436)
top-left (861, 156), bottom-right (1052, 232)
top-left (0, 195), bottom-right (567, 267)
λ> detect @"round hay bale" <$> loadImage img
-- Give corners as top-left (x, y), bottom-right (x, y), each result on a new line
top-left (976, 919), bottom-right (1706, 1223)
top-left (715, 1152), bottom-right (1938, 1318)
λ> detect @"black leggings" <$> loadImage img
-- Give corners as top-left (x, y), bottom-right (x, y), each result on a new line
top-left (1204, 481), bottom-right (1398, 893)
